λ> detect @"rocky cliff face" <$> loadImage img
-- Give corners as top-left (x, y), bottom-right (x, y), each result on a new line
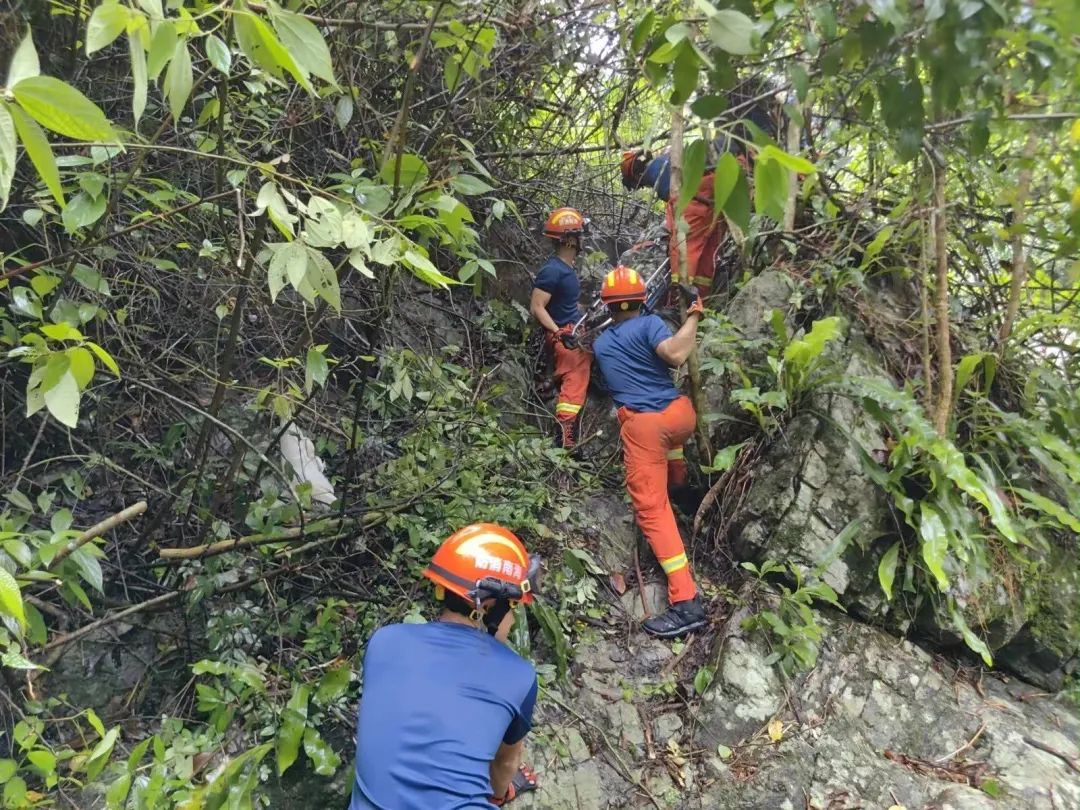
top-left (701, 270), bottom-right (1080, 692)
top-left (507, 270), bottom-right (1080, 809)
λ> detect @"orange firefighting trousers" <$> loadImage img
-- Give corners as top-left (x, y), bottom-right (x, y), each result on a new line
top-left (546, 333), bottom-right (590, 426)
top-left (617, 395), bottom-right (698, 604)
top-left (666, 171), bottom-right (726, 298)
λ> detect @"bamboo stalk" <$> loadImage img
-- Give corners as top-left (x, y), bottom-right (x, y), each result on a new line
top-left (932, 158), bottom-right (954, 436)
top-left (997, 132), bottom-right (1039, 350)
top-left (668, 108), bottom-right (715, 461)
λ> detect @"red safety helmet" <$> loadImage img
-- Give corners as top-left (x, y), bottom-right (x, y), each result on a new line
top-left (600, 265), bottom-right (647, 306)
top-left (542, 207), bottom-right (590, 240)
top-left (620, 148), bottom-right (650, 190)
top-left (424, 523), bottom-right (538, 606)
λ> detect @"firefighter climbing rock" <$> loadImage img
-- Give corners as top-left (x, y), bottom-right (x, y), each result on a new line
top-left (619, 91), bottom-right (777, 299)
top-left (591, 265), bottom-right (708, 639)
top-left (350, 523), bottom-right (540, 809)
top-left (530, 207), bottom-right (591, 449)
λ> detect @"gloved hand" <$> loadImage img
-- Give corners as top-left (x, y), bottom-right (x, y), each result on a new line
top-left (678, 283), bottom-right (704, 317)
top-left (491, 764), bottom-right (538, 806)
top-left (555, 324), bottom-right (579, 349)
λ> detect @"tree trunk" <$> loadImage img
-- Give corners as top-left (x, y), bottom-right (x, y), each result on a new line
top-left (668, 108), bottom-right (714, 461)
top-left (783, 110), bottom-right (801, 233)
top-left (932, 160), bottom-right (953, 436)
top-left (997, 132), bottom-right (1039, 350)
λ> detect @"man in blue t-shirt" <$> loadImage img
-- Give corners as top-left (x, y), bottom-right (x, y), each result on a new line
top-left (351, 524), bottom-right (540, 809)
top-left (592, 266), bottom-right (708, 639)
top-left (530, 207), bottom-right (591, 449)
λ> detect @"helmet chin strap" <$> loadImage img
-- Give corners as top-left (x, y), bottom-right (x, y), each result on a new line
top-left (477, 597), bottom-right (513, 636)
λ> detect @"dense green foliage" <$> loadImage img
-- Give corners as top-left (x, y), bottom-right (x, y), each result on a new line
top-left (0, 0), bottom-right (1079, 805)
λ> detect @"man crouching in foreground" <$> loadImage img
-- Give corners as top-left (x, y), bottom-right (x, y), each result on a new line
top-left (350, 523), bottom-right (541, 809)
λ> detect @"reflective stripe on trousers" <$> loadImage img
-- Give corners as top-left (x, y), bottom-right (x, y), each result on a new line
top-left (617, 396), bottom-right (698, 604)
top-left (547, 334), bottom-right (590, 422)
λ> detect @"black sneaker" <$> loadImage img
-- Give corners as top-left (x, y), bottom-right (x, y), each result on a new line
top-left (642, 595), bottom-right (706, 639)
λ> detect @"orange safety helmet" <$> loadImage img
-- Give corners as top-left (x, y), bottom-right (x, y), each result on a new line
top-left (600, 265), bottom-right (647, 307)
top-left (542, 207), bottom-right (590, 240)
top-left (620, 148), bottom-right (650, 189)
top-left (423, 523), bottom-right (538, 605)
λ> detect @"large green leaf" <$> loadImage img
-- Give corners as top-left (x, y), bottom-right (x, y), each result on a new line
top-left (314, 665), bottom-right (351, 704)
top-left (918, 503), bottom-right (950, 591)
top-left (236, 11), bottom-right (312, 92)
top-left (205, 34), bottom-right (232, 74)
top-left (0, 566), bottom-right (26, 630)
top-left (129, 26), bottom-right (148, 125)
top-left (757, 144), bottom-right (816, 175)
top-left (380, 152), bottom-right (429, 188)
top-left (1012, 487), bottom-right (1080, 533)
top-left (61, 191), bottom-right (107, 232)
top-left (451, 173), bottom-right (494, 196)
top-left (950, 605), bottom-right (993, 666)
top-left (712, 152), bottom-right (739, 210)
top-left (6, 29), bottom-right (40, 88)
top-left (783, 316), bottom-right (841, 367)
top-left (70, 547), bottom-right (104, 593)
top-left (753, 155), bottom-right (787, 222)
top-left (0, 104), bottom-right (15, 211)
top-left (270, 7), bottom-right (337, 86)
top-left (276, 684), bottom-right (309, 775)
top-left (403, 249), bottom-right (458, 289)
top-left (44, 370), bottom-right (81, 428)
top-left (305, 246), bottom-right (341, 311)
top-left (676, 138), bottom-right (707, 215)
top-left (147, 21), bottom-right (177, 80)
top-left (720, 160), bottom-right (750, 232)
top-left (302, 728), bottom-right (341, 776)
top-left (66, 346), bottom-right (96, 389)
top-left (670, 44), bottom-right (699, 105)
top-left (877, 541), bottom-right (900, 600)
top-left (86, 1), bottom-right (130, 55)
top-left (13, 77), bottom-right (116, 141)
top-left (707, 9), bottom-right (756, 55)
top-left (268, 240), bottom-right (306, 301)
top-left (164, 39), bottom-right (193, 122)
top-left (86, 727), bottom-right (120, 779)
top-left (9, 103), bottom-right (64, 207)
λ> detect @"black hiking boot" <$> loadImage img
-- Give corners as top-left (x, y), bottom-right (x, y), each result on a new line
top-left (642, 595), bottom-right (706, 639)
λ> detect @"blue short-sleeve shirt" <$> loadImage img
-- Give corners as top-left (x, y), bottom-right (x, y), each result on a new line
top-left (532, 256), bottom-right (582, 327)
top-left (351, 621), bottom-right (538, 810)
top-left (641, 154), bottom-right (672, 202)
top-left (592, 314), bottom-right (679, 412)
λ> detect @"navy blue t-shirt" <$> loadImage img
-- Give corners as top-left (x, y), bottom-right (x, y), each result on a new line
top-left (592, 314), bottom-right (679, 412)
top-left (642, 154), bottom-right (671, 202)
top-left (532, 256), bottom-right (582, 327)
top-left (351, 621), bottom-right (538, 810)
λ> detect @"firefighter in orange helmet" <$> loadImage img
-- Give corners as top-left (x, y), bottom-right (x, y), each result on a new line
top-left (621, 146), bottom-right (726, 300)
top-left (530, 207), bottom-right (592, 449)
top-left (591, 266), bottom-right (707, 638)
top-left (351, 524), bottom-right (541, 809)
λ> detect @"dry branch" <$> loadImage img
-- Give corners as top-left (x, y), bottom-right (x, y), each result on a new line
top-left (48, 501), bottom-right (147, 570)
top-left (157, 510), bottom-right (386, 560)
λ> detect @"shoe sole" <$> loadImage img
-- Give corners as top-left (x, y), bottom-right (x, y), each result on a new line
top-left (642, 618), bottom-right (706, 639)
